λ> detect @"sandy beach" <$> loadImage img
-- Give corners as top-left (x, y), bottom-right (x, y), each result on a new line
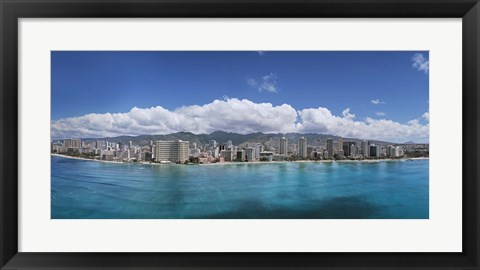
top-left (51, 153), bottom-right (428, 166)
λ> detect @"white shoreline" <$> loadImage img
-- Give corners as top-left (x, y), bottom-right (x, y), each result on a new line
top-left (51, 153), bottom-right (428, 166)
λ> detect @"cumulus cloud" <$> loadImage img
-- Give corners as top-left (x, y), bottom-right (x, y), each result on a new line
top-left (371, 99), bottom-right (385, 105)
top-left (376, 112), bottom-right (386, 116)
top-left (296, 107), bottom-right (428, 142)
top-left (52, 98), bottom-right (429, 143)
top-left (412, 53), bottom-right (429, 73)
top-left (51, 98), bottom-right (297, 139)
top-left (246, 73), bottom-right (279, 93)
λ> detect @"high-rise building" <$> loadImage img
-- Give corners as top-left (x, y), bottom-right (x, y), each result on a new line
top-left (95, 140), bottom-right (103, 149)
top-left (155, 140), bottom-right (189, 163)
top-left (343, 141), bottom-right (355, 157)
top-left (246, 147), bottom-right (255, 161)
top-left (128, 141), bottom-right (133, 149)
top-left (254, 143), bottom-right (263, 160)
top-left (64, 139), bottom-right (81, 149)
top-left (369, 145), bottom-right (380, 157)
top-left (337, 138), bottom-right (343, 151)
top-left (326, 138), bottom-right (334, 159)
top-left (223, 149), bottom-right (234, 161)
top-left (386, 145), bottom-right (399, 158)
top-left (280, 137), bottom-right (288, 156)
top-left (210, 140), bottom-right (217, 148)
top-left (337, 150), bottom-right (345, 159)
top-left (298, 137), bottom-right (307, 158)
top-left (361, 141), bottom-right (369, 157)
top-left (236, 149), bottom-right (245, 162)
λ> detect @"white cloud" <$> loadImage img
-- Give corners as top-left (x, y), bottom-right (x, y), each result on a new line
top-left (371, 99), bottom-right (385, 105)
top-left (411, 53), bottom-right (429, 73)
top-left (246, 73), bottom-right (279, 93)
top-left (52, 99), bottom-right (429, 143)
top-left (422, 112), bottom-right (429, 121)
top-left (296, 107), bottom-right (428, 143)
top-left (52, 98), bottom-right (297, 139)
top-left (376, 112), bottom-right (386, 116)
top-left (257, 51), bottom-right (265, 56)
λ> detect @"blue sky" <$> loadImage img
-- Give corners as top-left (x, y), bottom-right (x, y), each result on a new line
top-left (51, 51), bottom-right (429, 142)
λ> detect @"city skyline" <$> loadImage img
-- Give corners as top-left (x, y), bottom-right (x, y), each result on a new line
top-left (51, 51), bottom-right (429, 143)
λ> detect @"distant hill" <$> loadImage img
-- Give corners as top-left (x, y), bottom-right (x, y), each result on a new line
top-left (72, 131), bottom-right (395, 148)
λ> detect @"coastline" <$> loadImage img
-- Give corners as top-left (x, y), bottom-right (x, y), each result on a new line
top-left (51, 153), bottom-right (428, 166)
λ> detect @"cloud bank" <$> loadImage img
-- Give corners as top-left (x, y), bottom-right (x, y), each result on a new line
top-left (52, 98), bottom-right (429, 143)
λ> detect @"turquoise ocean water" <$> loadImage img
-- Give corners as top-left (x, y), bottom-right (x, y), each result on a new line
top-left (51, 155), bottom-right (429, 219)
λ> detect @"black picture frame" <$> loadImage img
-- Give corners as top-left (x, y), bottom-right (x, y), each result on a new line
top-left (1, 0), bottom-right (479, 269)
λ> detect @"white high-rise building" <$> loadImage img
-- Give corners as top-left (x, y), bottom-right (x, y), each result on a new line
top-left (326, 138), bottom-right (334, 159)
top-left (155, 140), bottom-right (189, 163)
top-left (280, 137), bottom-right (288, 156)
top-left (254, 143), bottom-right (263, 160)
top-left (298, 137), bottom-right (307, 158)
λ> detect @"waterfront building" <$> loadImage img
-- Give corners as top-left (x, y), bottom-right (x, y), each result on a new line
top-left (369, 145), bottom-right (381, 157)
top-left (64, 139), bottom-right (81, 149)
top-left (101, 149), bottom-right (115, 161)
top-left (387, 145), bottom-right (400, 158)
top-left (298, 137), bottom-right (307, 158)
top-left (350, 144), bottom-right (358, 158)
top-left (326, 138), bottom-right (333, 159)
top-left (280, 137), bottom-right (288, 156)
top-left (223, 149), bottom-right (234, 162)
top-left (361, 140), bottom-right (369, 157)
top-left (154, 140), bottom-right (189, 163)
top-left (246, 147), bottom-right (255, 161)
top-left (128, 141), bottom-right (133, 149)
top-left (259, 151), bottom-right (274, 161)
top-left (337, 138), bottom-right (343, 152)
top-left (144, 152), bottom-right (153, 161)
top-left (236, 149), bottom-right (245, 162)
top-left (323, 149), bottom-right (328, 159)
top-left (337, 150), bottom-right (345, 159)
top-left (343, 141), bottom-right (355, 157)
top-left (254, 143), bottom-right (263, 159)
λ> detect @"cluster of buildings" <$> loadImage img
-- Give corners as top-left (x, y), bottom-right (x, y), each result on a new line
top-left (275, 137), bottom-right (404, 160)
top-left (51, 136), bottom-right (428, 164)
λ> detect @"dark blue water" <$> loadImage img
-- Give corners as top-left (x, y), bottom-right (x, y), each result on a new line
top-left (51, 156), bottom-right (429, 219)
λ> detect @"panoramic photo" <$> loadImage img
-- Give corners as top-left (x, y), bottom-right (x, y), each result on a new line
top-left (51, 51), bottom-right (429, 219)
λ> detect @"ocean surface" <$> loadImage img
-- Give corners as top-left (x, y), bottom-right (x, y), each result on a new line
top-left (51, 156), bottom-right (429, 219)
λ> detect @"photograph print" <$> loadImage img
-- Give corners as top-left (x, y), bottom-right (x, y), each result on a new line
top-left (51, 51), bottom-right (429, 219)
